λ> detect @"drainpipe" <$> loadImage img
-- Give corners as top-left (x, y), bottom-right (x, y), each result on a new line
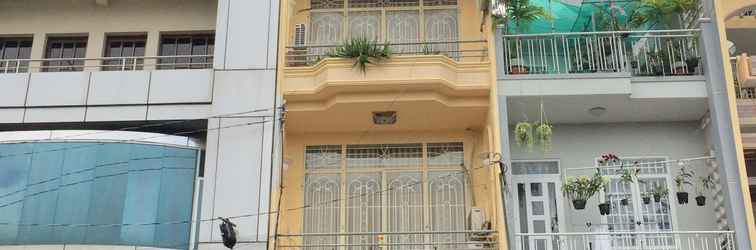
top-left (699, 1), bottom-right (755, 249)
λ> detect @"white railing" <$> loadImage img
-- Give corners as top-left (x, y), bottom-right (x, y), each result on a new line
top-left (0, 55), bottom-right (213, 73)
top-left (501, 29), bottom-right (702, 77)
top-left (285, 40), bottom-right (488, 67)
top-left (276, 230), bottom-right (497, 249)
top-left (515, 231), bottom-right (735, 250)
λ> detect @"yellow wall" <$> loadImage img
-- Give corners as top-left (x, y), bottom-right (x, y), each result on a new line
top-left (716, 0), bottom-right (756, 247)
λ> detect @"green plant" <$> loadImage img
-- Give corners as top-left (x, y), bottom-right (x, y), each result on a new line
top-left (651, 183), bottom-right (669, 201)
top-left (514, 121), bottom-right (534, 150)
top-left (328, 37), bottom-right (392, 74)
top-left (674, 163), bottom-right (695, 192)
top-left (562, 171), bottom-right (609, 203)
top-left (697, 174), bottom-right (715, 195)
top-left (535, 122), bottom-right (552, 152)
top-left (506, 0), bottom-right (552, 33)
top-left (630, 0), bottom-right (700, 30)
top-left (421, 45), bottom-right (441, 56)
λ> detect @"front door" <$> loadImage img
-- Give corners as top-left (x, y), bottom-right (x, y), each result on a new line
top-left (510, 161), bottom-right (564, 250)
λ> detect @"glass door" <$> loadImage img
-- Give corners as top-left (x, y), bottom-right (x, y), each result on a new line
top-left (511, 161), bottom-right (563, 250)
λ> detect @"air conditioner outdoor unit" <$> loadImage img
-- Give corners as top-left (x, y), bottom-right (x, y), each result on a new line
top-left (468, 207), bottom-right (487, 249)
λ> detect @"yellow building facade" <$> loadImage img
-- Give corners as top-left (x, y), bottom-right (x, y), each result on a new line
top-left (272, 0), bottom-right (506, 248)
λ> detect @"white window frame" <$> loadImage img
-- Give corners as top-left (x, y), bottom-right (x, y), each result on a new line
top-left (596, 156), bottom-right (680, 249)
top-left (303, 142), bottom-right (468, 248)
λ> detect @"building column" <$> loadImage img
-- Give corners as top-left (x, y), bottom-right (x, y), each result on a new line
top-left (29, 32), bottom-right (46, 72)
top-left (700, 0), bottom-right (756, 249)
top-left (85, 32), bottom-right (105, 71)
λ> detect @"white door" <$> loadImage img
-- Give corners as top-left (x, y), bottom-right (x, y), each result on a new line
top-left (511, 161), bottom-right (564, 250)
top-left (600, 157), bottom-right (677, 249)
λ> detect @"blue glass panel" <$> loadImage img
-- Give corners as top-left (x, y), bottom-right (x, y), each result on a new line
top-left (0, 142), bottom-right (197, 249)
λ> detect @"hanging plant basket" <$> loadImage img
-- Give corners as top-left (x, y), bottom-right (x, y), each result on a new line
top-left (572, 199), bottom-right (587, 210)
top-left (642, 196), bottom-right (651, 204)
top-left (598, 202), bottom-right (611, 215)
top-left (676, 192), bottom-right (689, 204)
top-left (514, 121), bottom-right (534, 150)
top-left (620, 198), bottom-right (629, 206)
top-left (653, 194), bottom-right (662, 202)
top-left (695, 195), bottom-right (706, 206)
top-left (535, 122), bottom-right (552, 152)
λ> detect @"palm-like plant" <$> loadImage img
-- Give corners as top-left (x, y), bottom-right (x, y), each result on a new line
top-left (506, 0), bottom-right (552, 33)
top-left (630, 0), bottom-right (700, 29)
top-left (328, 37), bottom-right (392, 74)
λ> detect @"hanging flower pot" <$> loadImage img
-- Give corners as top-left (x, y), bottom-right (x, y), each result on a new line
top-left (676, 192), bottom-right (689, 204)
top-left (653, 194), bottom-right (661, 202)
top-left (598, 202), bottom-right (611, 215)
top-left (695, 195), bottom-right (706, 206)
top-left (620, 198), bottom-right (629, 206)
top-left (572, 199), bottom-right (587, 210)
top-left (514, 121), bottom-right (534, 150)
top-left (642, 196), bottom-right (651, 204)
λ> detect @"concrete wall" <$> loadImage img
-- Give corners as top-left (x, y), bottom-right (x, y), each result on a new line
top-left (0, 0), bottom-right (217, 61)
top-left (508, 122), bottom-right (719, 233)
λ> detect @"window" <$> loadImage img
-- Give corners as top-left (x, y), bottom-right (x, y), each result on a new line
top-left (0, 142), bottom-right (198, 249)
top-left (0, 38), bottom-right (32, 73)
top-left (599, 157), bottom-right (675, 248)
top-left (102, 35), bottom-right (146, 71)
top-left (308, 0), bottom-right (458, 56)
top-left (158, 34), bottom-right (214, 70)
top-left (304, 142), bottom-right (466, 249)
top-left (43, 37), bottom-right (87, 72)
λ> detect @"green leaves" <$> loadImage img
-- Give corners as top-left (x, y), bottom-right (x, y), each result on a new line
top-left (514, 121), bottom-right (534, 150)
top-left (506, 0), bottom-right (552, 32)
top-left (328, 37), bottom-right (392, 74)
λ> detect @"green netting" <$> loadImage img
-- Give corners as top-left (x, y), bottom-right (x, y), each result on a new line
top-left (509, 0), bottom-right (643, 34)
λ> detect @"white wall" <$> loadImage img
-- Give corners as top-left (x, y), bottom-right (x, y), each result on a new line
top-left (508, 122), bottom-right (719, 233)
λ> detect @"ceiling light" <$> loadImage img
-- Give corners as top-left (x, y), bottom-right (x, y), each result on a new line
top-left (588, 107), bottom-right (607, 117)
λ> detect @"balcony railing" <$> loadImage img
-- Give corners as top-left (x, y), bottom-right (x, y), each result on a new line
top-left (0, 55), bottom-right (213, 73)
top-left (515, 231), bottom-right (735, 250)
top-left (500, 29), bottom-right (702, 77)
top-left (284, 40), bottom-right (488, 67)
top-left (276, 230), bottom-right (498, 249)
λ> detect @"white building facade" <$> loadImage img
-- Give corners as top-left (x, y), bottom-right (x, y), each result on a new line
top-left (0, 0), bottom-right (281, 249)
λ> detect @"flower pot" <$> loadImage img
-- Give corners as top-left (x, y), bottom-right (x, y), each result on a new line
top-left (572, 199), bottom-right (587, 210)
top-left (642, 197), bottom-right (651, 204)
top-left (509, 65), bottom-right (529, 75)
top-left (653, 194), bottom-right (662, 202)
top-left (620, 198), bottom-right (629, 206)
top-left (676, 192), bottom-right (689, 204)
top-left (598, 203), bottom-right (611, 215)
top-left (695, 196), bottom-right (706, 206)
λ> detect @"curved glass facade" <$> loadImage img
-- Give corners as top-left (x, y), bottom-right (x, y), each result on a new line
top-left (0, 142), bottom-right (198, 249)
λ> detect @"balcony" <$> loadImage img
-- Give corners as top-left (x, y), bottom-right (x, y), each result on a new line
top-left (276, 230), bottom-right (498, 249)
top-left (515, 231), bottom-right (735, 250)
top-left (0, 55), bottom-right (215, 123)
top-left (500, 30), bottom-right (702, 77)
top-left (281, 40), bottom-right (491, 105)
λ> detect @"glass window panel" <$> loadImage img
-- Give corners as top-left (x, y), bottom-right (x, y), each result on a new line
top-left (346, 173), bottom-right (382, 248)
top-left (512, 161), bottom-right (559, 175)
top-left (310, 12), bottom-right (343, 44)
top-left (346, 144), bottom-right (422, 168)
top-left (303, 174), bottom-right (341, 248)
top-left (305, 145), bottom-right (342, 169)
top-left (533, 220), bottom-right (546, 233)
top-left (386, 172), bottom-right (423, 246)
top-left (348, 11), bottom-right (381, 40)
top-left (424, 9), bottom-right (459, 59)
top-left (429, 171), bottom-right (465, 245)
top-left (531, 201), bottom-right (545, 215)
top-left (311, 0), bottom-right (344, 9)
top-left (424, 0), bottom-right (457, 6)
top-left (427, 142), bottom-right (463, 166)
top-left (0, 142), bottom-right (197, 249)
top-left (530, 183), bottom-right (543, 196)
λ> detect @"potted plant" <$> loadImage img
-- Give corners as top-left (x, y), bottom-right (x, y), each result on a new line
top-left (514, 121), bottom-right (534, 150)
top-left (535, 122), bottom-right (552, 152)
top-left (598, 201), bottom-right (611, 215)
top-left (651, 183), bottom-right (668, 203)
top-left (509, 58), bottom-right (529, 74)
top-left (685, 56), bottom-right (700, 73)
top-left (562, 171), bottom-right (608, 210)
top-left (618, 167), bottom-right (640, 206)
top-left (696, 174), bottom-right (715, 206)
top-left (673, 163), bottom-right (695, 204)
top-left (328, 37), bottom-right (392, 74)
top-left (642, 191), bottom-right (652, 204)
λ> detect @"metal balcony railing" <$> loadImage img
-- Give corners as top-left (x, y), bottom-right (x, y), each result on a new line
top-left (515, 231), bottom-right (735, 250)
top-left (500, 29), bottom-right (702, 77)
top-left (276, 230), bottom-right (498, 249)
top-left (284, 40), bottom-right (488, 67)
top-left (0, 55), bottom-right (213, 73)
